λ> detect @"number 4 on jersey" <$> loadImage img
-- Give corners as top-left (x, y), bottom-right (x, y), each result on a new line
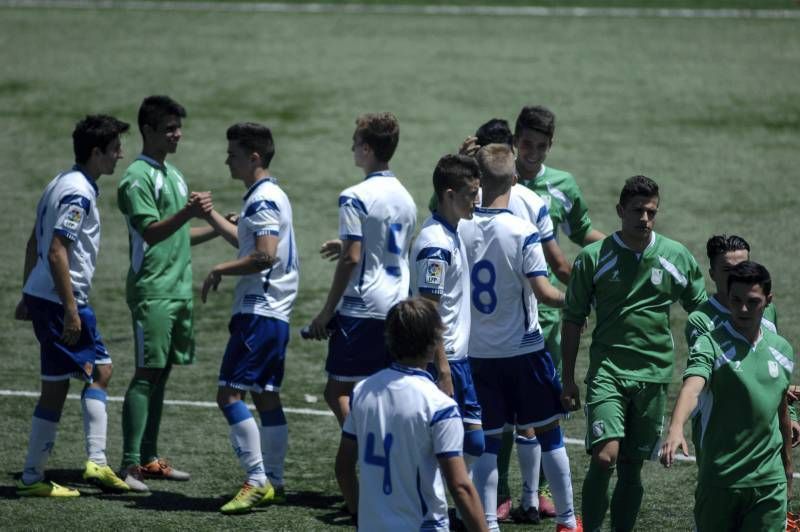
top-left (364, 432), bottom-right (393, 495)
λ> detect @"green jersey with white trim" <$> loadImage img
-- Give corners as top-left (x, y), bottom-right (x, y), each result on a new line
top-left (685, 322), bottom-right (794, 488)
top-left (685, 294), bottom-right (778, 346)
top-left (564, 232), bottom-right (707, 383)
top-left (117, 156), bottom-right (192, 303)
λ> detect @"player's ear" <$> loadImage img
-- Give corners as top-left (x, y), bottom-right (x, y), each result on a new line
top-left (615, 203), bottom-right (624, 218)
top-left (765, 292), bottom-right (773, 306)
top-left (512, 174), bottom-right (519, 186)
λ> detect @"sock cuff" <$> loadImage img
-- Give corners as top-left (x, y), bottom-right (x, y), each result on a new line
top-left (515, 434), bottom-right (540, 446)
top-left (82, 387), bottom-right (108, 403)
top-left (537, 426), bottom-right (565, 452)
top-left (34, 404), bottom-right (61, 423)
top-left (222, 400), bottom-right (252, 426)
top-left (259, 407), bottom-right (287, 427)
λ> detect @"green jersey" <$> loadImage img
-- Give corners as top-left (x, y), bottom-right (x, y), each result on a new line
top-left (522, 165), bottom-right (595, 319)
top-left (685, 322), bottom-right (794, 488)
top-left (564, 232), bottom-right (707, 383)
top-left (685, 294), bottom-right (778, 346)
top-left (117, 156), bottom-right (192, 303)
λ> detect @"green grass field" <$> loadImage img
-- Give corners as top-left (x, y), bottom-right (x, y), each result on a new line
top-left (0, 1), bottom-right (798, 530)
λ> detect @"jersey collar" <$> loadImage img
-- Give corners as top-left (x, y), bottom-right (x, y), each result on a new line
top-left (364, 170), bottom-right (395, 181)
top-left (432, 212), bottom-right (458, 235)
top-left (723, 320), bottom-right (763, 349)
top-left (390, 362), bottom-right (435, 382)
top-left (136, 154), bottom-right (166, 171)
top-left (612, 231), bottom-right (656, 254)
top-left (708, 295), bottom-right (730, 315)
top-left (474, 206), bottom-right (513, 216)
top-left (518, 164), bottom-right (546, 187)
top-left (71, 164), bottom-right (99, 196)
top-left (243, 176), bottom-right (276, 201)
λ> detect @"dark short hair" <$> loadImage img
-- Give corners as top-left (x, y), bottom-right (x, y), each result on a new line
top-left (433, 154), bottom-right (480, 201)
top-left (619, 175), bottom-right (659, 207)
top-left (385, 298), bottom-right (443, 362)
top-left (137, 95), bottom-right (186, 135)
top-left (514, 105), bottom-right (556, 140)
top-left (727, 260), bottom-right (771, 296)
top-left (354, 112), bottom-right (399, 163)
top-left (226, 122), bottom-right (275, 168)
top-left (73, 114), bottom-right (130, 164)
top-left (475, 118), bottom-right (513, 148)
top-left (706, 234), bottom-right (750, 266)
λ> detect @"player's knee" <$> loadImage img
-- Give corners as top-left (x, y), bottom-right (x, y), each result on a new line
top-left (93, 364), bottom-right (113, 387)
top-left (463, 428), bottom-right (485, 457)
top-left (592, 447), bottom-right (618, 470)
top-left (216, 388), bottom-right (243, 410)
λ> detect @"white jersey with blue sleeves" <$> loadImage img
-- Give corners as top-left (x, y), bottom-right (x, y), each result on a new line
top-left (24, 166), bottom-right (100, 306)
top-left (411, 214), bottom-right (470, 361)
top-left (460, 207), bottom-right (548, 358)
top-left (338, 171), bottom-right (417, 319)
top-left (508, 183), bottom-right (555, 243)
top-left (232, 177), bottom-right (299, 322)
top-left (342, 363), bottom-right (463, 532)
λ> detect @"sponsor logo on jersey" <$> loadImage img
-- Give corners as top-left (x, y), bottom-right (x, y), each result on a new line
top-left (63, 206), bottom-right (83, 230)
top-left (651, 268), bottom-right (663, 285)
top-left (592, 420), bottom-right (605, 438)
top-left (768, 360), bottom-right (779, 378)
top-left (425, 260), bottom-right (444, 286)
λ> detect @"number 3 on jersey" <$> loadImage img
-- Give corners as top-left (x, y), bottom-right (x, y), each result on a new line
top-left (471, 260), bottom-right (497, 314)
top-left (365, 432), bottom-right (393, 495)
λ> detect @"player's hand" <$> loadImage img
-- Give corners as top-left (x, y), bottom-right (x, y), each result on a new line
top-left (788, 385), bottom-right (800, 403)
top-left (436, 369), bottom-right (454, 398)
top-left (560, 380), bottom-right (581, 412)
top-left (792, 420), bottom-right (800, 448)
top-left (224, 212), bottom-right (240, 225)
top-left (659, 428), bottom-right (688, 468)
top-left (307, 310), bottom-right (334, 340)
top-left (14, 298), bottom-right (31, 321)
top-left (61, 305), bottom-right (81, 346)
top-left (319, 239), bottom-right (342, 261)
top-left (458, 136), bottom-right (480, 157)
top-left (201, 270), bottom-right (222, 303)
top-left (188, 191), bottom-right (214, 218)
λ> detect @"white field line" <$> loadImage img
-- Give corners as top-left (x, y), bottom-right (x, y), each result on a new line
top-left (1, 0), bottom-right (799, 19)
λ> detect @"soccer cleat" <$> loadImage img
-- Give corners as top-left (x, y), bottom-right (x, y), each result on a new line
top-left (17, 479), bottom-right (80, 497)
top-left (256, 485), bottom-right (285, 506)
top-left (556, 516), bottom-right (584, 532)
top-left (539, 486), bottom-right (557, 518)
top-left (788, 511), bottom-right (800, 532)
top-left (220, 483), bottom-right (273, 514)
top-left (496, 496), bottom-right (513, 522)
top-left (83, 461), bottom-right (130, 492)
top-left (120, 465), bottom-right (149, 492)
top-left (142, 458), bottom-right (191, 481)
top-left (512, 504), bottom-right (541, 525)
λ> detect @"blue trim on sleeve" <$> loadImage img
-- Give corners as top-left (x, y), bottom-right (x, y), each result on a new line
top-left (59, 194), bottom-right (91, 212)
top-left (33, 404), bottom-right (61, 423)
top-left (525, 271), bottom-right (548, 278)
top-left (522, 232), bottom-right (541, 248)
top-left (255, 229), bottom-right (280, 237)
top-left (342, 431), bottom-right (357, 441)
top-left (340, 234), bottom-right (363, 241)
top-left (541, 234), bottom-right (555, 243)
top-left (536, 204), bottom-right (549, 223)
top-left (435, 451), bottom-right (462, 458)
top-left (339, 195), bottom-right (368, 216)
top-left (53, 228), bottom-right (78, 241)
top-left (222, 400), bottom-right (253, 426)
top-left (430, 405), bottom-right (461, 426)
top-left (415, 247), bottom-right (452, 265)
top-left (244, 200), bottom-right (279, 218)
top-left (418, 287), bottom-right (444, 296)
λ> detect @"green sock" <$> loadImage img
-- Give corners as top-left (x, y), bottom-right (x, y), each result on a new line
top-left (141, 365), bottom-right (171, 463)
top-left (122, 377), bottom-right (152, 468)
top-left (610, 459), bottom-right (644, 532)
top-left (496, 430), bottom-right (515, 501)
top-left (582, 460), bottom-right (615, 531)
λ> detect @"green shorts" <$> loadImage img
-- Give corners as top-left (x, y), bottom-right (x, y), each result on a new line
top-left (694, 482), bottom-right (787, 532)
top-left (539, 307), bottom-right (562, 372)
top-left (131, 298), bottom-right (195, 368)
top-left (584, 370), bottom-right (667, 460)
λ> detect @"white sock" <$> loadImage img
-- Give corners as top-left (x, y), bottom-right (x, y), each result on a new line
top-left (541, 446), bottom-right (576, 527)
top-left (223, 401), bottom-right (266, 487)
top-left (516, 435), bottom-right (541, 510)
top-left (81, 388), bottom-right (108, 466)
top-left (22, 405), bottom-right (60, 485)
top-left (472, 447), bottom-right (500, 531)
top-left (258, 422), bottom-right (288, 488)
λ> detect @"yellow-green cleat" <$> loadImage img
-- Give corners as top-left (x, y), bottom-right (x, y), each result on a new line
top-left (257, 485), bottom-right (285, 506)
top-left (220, 483), bottom-right (274, 514)
top-left (17, 479), bottom-right (80, 497)
top-left (83, 461), bottom-right (130, 492)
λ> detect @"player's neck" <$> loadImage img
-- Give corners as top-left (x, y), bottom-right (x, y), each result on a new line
top-left (141, 145), bottom-right (167, 166)
top-left (243, 168), bottom-right (271, 189)
top-left (617, 231), bottom-right (650, 253)
top-left (437, 203), bottom-right (461, 229)
top-left (482, 189), bottom-right (510, 209)
top-left (515, 159), bottom-right (542, 182)
top-left (361, 160), bottom-right (389, 176)
top-left (78, 162), bottom-right (102, 182)
top-left (713, 292), bottom-right (730, 309)
top-left (733, 320), bottom-right (761, 345)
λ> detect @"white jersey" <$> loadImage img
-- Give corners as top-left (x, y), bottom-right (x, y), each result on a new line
top-left (342, 363), bottom-right (464, 532)
top-left (460, 207), bottom-right (548, 358)
top-left (411, 214), bottom-right (470, 361)
top-left (24, 166), bottom-right (100, 306)
top-left (338, 171), bottom-right (417, 319)
top-left (232, 177), bottom-right (299, 322)
top-left (508, 183), bottom-right (555, 242)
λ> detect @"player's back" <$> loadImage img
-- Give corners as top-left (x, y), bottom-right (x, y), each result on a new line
top-left (460, 207), bottom-right (548, 358)
top-left (344, 364), bottom-right (462, 531)
top-left (339, 172), bottom-right (417, 319)
top-left (508, 183), bottom-right (554, 242)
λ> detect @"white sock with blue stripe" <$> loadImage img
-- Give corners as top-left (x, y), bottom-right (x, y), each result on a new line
top-left (81, 387), bottom-right (108, 466)
top-left (516, 434), bottom-right (541, 511)
top-left (539, 427), bottom-right (576, 528)
top-left (223, 401), bottom-right (266, 487)
top-left (259, 407), bottom-right (288, 488)
top-left (22, 405), bottom-right (60, 485)
top-left (472, 436), bottom-right (501, 531)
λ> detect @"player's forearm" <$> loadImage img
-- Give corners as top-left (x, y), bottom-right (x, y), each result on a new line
top-left (321, 256), bottom-right (358, 314)
top-left (450, 482), bottom-right (488, 532)
top-left (189, 225), bottom-right (220, 246)
top-left (211, 253), bottom-right (274, 277)
top-left (48, 240), bottom-right (77, 312)
top-left (21, 229), bottom-right (37, 287)
top-left (142, 206), bottom-right (194, 246)
top-left (583, 229), bottom-right (605, 245)
top-left (779, 397), bottom-right (794, 477)
top-left (200, 210), bottom-right (238, 247)
top-left (543, 240), bottom-right (572, 284)
top-left (667, 377), bottom-right (705, 433)
top-left (560, 320), bottom-right (582, 384)
top-left (530, 276), bottom-right (565, 308)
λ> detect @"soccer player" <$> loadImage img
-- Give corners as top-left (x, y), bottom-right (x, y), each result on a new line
top-left (15, 115), bottom-right (131, 496)
top-left (463, 144), bottom-right (580, 532)
top-left (335, 297), bottom-right (487, 532)
top-left (661, 261), bottom-right (793, 532)
top-left (306, 112), bottom-right (417, 426)
top-left (561, 175), bottom-right (707, 532)
top-left (117, 95), bottom-right (220, 491)
top-left (411, 154), bottom-right (484, 470)
top-left (199, 123), bottom-right (298, 513)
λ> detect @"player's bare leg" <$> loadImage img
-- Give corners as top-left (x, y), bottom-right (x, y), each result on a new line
top-left (324, 379), bottom-right (355, 427)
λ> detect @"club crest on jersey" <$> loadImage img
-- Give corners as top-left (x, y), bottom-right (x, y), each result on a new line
top-left (592, 420), bottom-right (605, 438)
top-left (425, 260), bottom-right (444, 286)
top-left (768, 360), bottom-right (779, 378)
top-left (650, 268), bottom-right (663, 286)
top-left (63, 206), bottom-right (83, 230)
